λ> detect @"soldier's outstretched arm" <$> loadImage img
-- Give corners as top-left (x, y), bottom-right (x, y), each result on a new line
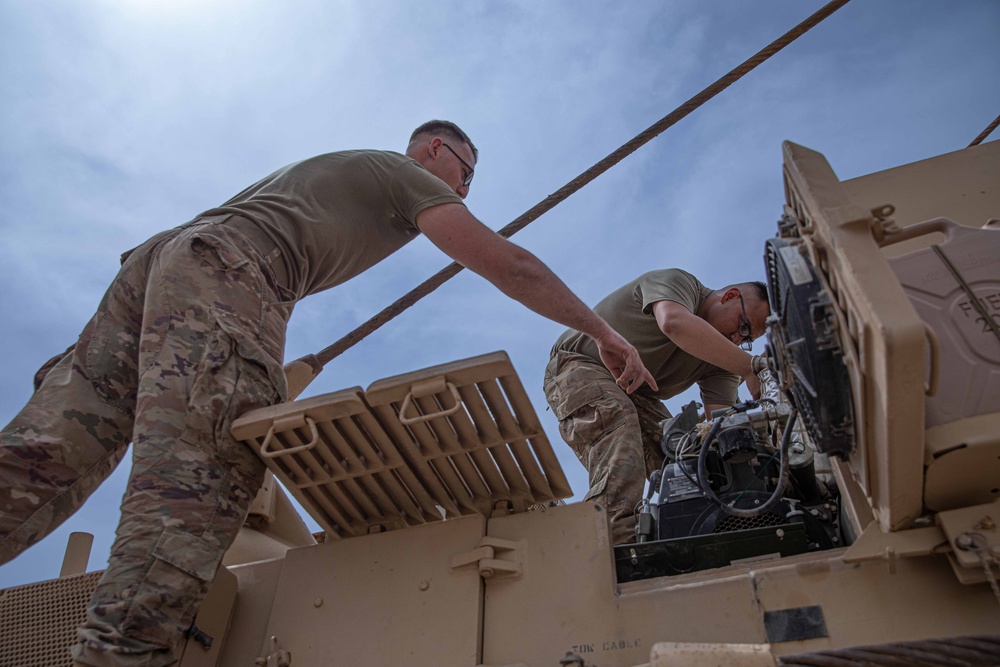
top-left (416, 203), bottom-right (656, 394)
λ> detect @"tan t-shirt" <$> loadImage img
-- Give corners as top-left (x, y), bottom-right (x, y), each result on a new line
top-left (553, 269), bottom-right (740, 405)
top-left (202, 150), bottom-right (465, 298)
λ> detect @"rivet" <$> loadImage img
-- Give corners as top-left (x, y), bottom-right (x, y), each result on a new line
top-left (313, 598), bottom-right (324, 607)
top-left (419, 581), bottom-right (430, 591)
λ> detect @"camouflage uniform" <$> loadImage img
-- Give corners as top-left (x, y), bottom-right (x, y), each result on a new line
top-left (543, 351), bottom-right (670, 545)
top-left (0, 215), bottom-right (290, 666)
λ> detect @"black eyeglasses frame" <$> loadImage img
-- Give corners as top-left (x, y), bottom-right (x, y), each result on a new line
top-left (441, 142), bottom-right (475, 188)
top-left (738, 295), bottom-right (753, 352)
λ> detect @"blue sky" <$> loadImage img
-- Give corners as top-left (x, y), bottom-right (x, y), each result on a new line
top-left (2, 0), bottom-right (998, 588)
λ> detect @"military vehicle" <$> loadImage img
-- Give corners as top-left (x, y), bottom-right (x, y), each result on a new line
top-left (2, 138), bottom-right (998, 665)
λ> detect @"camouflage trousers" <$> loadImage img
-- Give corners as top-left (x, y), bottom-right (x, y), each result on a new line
top-left (543, 351), bottom-right (670, 546)
top-left (0, 216), bottom-right (291, 667)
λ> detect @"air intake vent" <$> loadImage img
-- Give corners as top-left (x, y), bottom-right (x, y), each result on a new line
top-left (715, 511), bottom-right (785, 533)
top-left (0, 572), bottom-right (102, 667)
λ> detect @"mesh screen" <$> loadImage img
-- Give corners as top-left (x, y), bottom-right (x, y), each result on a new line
top-left (0, 571), bottom-right (102, 667)
top-left (714, 512), bottom-right (785, 533)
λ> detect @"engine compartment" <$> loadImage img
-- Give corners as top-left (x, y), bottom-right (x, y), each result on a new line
top-left (615, 220), bottom-right (854, 582)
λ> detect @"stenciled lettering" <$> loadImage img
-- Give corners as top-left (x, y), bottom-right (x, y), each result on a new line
top-left (957, 291), bottom-right (1000, 319)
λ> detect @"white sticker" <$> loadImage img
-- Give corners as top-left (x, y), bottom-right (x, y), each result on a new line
top-left (779, 245), bottom-right (814, 285)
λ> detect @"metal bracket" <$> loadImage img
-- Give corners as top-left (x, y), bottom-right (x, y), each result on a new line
top-left (843, 521), bottom-right (948, 574)
top-left (247, 471), bottom-right (278, 526)
top-left (867, 203), bottom-right (899, 241)
top-left (450, 537), bottom-right (524, 579)
top-left (937, 499), bottom-right (1000, 587)
top-left (846, 500), bottom-right (1000, 589)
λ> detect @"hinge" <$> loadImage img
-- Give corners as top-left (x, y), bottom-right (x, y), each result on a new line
top-left (843, 521), bottom-right (947, 573)
top-left (450, 536), bottom-right (524, 579)
top-left (246, 471), bottom-right (278, 528)
top-left (844, 500), bottom-right (1000, 591)
top-left (255, 636), bottom-right (291, 667)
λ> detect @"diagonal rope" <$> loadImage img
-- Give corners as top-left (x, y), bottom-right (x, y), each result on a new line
top-left (968, 112), bottom-right (1000, 147)
top-left (309, 0), bottom-right (852, 367)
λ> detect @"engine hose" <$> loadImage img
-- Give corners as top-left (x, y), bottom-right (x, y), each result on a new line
top-left (696, 407), bottom-right (799, 517)
top-left (779, 634), bottom-right (1000, 666)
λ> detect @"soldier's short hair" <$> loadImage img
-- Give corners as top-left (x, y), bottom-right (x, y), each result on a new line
top-left (744, 281), bottom-right (769, 308)
top-left (410, 120), bottom-right (478, 160)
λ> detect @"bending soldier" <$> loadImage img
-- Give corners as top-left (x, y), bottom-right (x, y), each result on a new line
top-left (543, 268), bottom-right (770, 545)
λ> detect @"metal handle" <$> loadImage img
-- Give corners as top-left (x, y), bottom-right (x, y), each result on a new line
top-left (877, 217), bottom-right (961, 248)
top-left (259, 414), bottom-right (319, 458)
top-left (398, 379), bottom-right (463, 425)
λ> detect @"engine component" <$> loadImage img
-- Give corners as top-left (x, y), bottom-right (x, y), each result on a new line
top-left (660, 400), bottom-right (703, 460)
top-left (617, 382), bottom-right (841, 582)
top-left (717, 424), bottom-right (756, 462)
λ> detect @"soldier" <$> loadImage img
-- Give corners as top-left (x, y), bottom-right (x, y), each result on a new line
top-left (543, 268), bottom-right (770, 545)
top-left (0, 120), bottom-right (656, 667)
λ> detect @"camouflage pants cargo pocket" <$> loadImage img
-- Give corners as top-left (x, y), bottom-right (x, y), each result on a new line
top-left (543, 352), bottom-right (669, 545)
top-left (544, 358), bottom-right (625, 503)
top-left (179, 316), bottom-right (281, 487)
top-left (120, 527), bottom-right (220, 648)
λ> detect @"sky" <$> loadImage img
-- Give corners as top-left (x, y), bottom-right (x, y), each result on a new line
top-left (1, 0), bottom-right (998, 589)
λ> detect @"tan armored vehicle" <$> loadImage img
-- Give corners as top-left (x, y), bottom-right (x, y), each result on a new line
top-left (2, 139), bottom-right (998, 666)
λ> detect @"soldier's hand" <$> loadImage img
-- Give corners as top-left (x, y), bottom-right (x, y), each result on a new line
top-left (595, 330), bottom-right (657, 394)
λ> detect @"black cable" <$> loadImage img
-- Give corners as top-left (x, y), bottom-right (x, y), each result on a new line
top-left (677, 419), bottom-right (723, 493)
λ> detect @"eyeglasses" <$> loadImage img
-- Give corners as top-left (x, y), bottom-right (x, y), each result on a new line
top-left (442, 142), bottom-right (475, 187)
top-left (738, 295), bottom-right (753, 351)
